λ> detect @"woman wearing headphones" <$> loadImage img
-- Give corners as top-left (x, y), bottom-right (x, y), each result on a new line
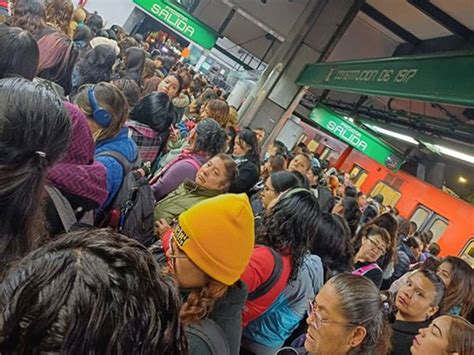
top-left (75, 82), bottom-right (138, 208)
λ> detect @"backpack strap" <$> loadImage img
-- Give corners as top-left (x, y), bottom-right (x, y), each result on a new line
top-left (247, 247), bottom-right (283, 301)
top-left (187, 318), bottom-right (230, 355)
top-left (154, 154), bottom-right (202, 181)
top-left (182, 157), bottom-right (201, 170)
top-left (96, 150), bottom-right (135, 176)
top-left (352, 263), bottom-right (381, 276)
top-left (45, 185), bottom-right (77, 232)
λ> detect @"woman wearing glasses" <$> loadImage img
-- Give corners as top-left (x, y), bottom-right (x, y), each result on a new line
top-left (352, 225), bottom-right (394, 288)
top-left (163, 193), bottom-right (255, 355)
top-left (302, 273), bottom-right (392, 354)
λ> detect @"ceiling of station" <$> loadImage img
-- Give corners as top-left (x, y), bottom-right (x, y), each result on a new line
top-left (367, 0), bottom-right (453, 39)
top-left (223, 0), bottom-right (311, 39)
top-left (189, 0), bottom-right (473, 189)
top-left (430, 0), bottom-right (474, 30)
top-left (192, 0), bottom-right (315, 60)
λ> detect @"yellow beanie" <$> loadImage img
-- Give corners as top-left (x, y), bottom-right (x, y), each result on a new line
top-left (174, 194), bottom-right (255, 286)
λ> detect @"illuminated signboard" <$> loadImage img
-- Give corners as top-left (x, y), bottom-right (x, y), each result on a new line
top-left (297, 51), bottom-right (474, 107)
top-left (134, 0), bottom-right (218, 49)
top-left (309, 107), bottom-right (404, 171)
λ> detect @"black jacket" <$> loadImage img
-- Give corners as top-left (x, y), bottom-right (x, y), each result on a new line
top-left (354, 261), bottom-right (383, 288)
top-left (389, 240), bottom-right (412, 285)
top-left (229, 158), bottom-right (260, 194)
top-left (391, 319), bottom-right (430, 355)
top-left (312, 186), bottom-right (335, 213)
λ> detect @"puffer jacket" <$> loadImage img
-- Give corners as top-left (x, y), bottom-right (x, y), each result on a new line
top-left (95, 127), bottom-right (138, 208)
top-left (154, 179), bottom-right (221, 224)
top-left (241, 255), bottom-right (324, 354)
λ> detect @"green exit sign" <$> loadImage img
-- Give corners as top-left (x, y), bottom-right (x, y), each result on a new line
top-left (134, 0), bottom-right (218, 49)
top-left (309, 106), bottom-right (404, 171)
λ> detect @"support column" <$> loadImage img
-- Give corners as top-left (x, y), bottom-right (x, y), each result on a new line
top-left (335, 147), bottom-right (354, 171)
top-left (238, 0), bottom-right (330, 126)
top-left (238, 0), bottom-right (365, 144)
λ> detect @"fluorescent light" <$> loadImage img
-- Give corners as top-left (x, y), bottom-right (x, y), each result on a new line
top-left (369, 125), bottom-right (418, 145)
top-left (435, 145), bottom-right (474, 164)
top-left (364, 124), bottom-right (474, 165)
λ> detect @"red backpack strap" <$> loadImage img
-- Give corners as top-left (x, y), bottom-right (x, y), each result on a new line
top-left (352, 263), bottom-right (381, 276)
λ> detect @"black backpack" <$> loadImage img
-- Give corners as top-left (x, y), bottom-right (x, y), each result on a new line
top-left (96, 150), bottom-right (156, 247)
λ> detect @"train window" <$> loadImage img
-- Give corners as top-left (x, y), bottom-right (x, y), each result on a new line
top-left (349, 165), bottom-right (368, 189)
top-left (320, 147), bottom-right (339, 162)
top-left (410, 205), bottom-right (449, 241)
top-left (459, 238), bottom-right (474, 268)
top-left (410, 206), bottom-right (431, 230)
top-left (308, 140), bottom-right (319, 152)
top-left (320, 147), bottom-right (333, 160)
top-left (428, 219), bottom-right (448, 242)
top-left (370, 181), bottom-right (401, 207)
top-left (350, 165), bottom-right (361, 177)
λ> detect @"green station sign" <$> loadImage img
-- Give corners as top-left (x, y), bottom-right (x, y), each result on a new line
top-left (134, 0), bottom-right (218, 49)
top-left (297, 51), bottom-right (474, 107)
top-left (309, 107), bottom-right (404, 171)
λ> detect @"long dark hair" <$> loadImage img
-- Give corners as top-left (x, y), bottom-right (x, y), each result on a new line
top-left (130, 91), bottom-right (177, 132)
top-left (259, 189), bottom-right (321, 280)
top-left (0, 78), bottom-right (71, 277)
top-left (269, 171), bottom-right (299, 194)
top-left (74, 44), bottom-right (117, 91)
top-left (440, 257), bottom-right (474, 319)
top-left (85, 12), bottom-right (104, 36)
top-left (9, 0), bottom-right (46, 35)
top-left (236, 128), bottom-right (260, 165)
top-left (0, 26), bottom-right (39, 80)
top-left (124, 46), bottom-right (146, 86)
top-left (310, 213), bottom-right (354, 280)
top-left (37, 30), bottom-right (78, 95)
top-left (341, 196), bottom-right (361, 237)
top-left (0, 229), bottom-right (187, 354)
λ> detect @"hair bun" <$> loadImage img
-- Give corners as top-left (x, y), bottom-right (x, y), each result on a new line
top-left (380, 293), bottom-right (392, 316)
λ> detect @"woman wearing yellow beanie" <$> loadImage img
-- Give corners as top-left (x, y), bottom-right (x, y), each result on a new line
top-left (164, 193), bottom-right (255, 355)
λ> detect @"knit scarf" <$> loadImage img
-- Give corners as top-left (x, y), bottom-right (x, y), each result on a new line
top-left (48, 102), bottom-right (108, 207)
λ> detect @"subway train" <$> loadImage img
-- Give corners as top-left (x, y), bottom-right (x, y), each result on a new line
top-left (293, 119), bottom-right (474, 265)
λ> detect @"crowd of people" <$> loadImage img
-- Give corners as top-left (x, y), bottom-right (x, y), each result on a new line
top-left (0, 1), bottom-right (473, 354)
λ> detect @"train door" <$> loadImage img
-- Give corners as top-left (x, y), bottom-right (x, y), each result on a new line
top-left (369, 181), bottom-right (402, 208)
top-left (409, 205), bottom-right (449, 242)
top-left (459, 238), bottom-right (474, 267)
top-left (349, 164), bottom-right (368, 189)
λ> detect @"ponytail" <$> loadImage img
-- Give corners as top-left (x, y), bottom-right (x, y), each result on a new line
top-left (0, 78), bottom-right (71, 276)
top-left (179, 279), bottom-right (228, 325)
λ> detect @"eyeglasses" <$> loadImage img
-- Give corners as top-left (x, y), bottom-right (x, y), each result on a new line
top-left (168, 240), bottom-right (187, 260)
top-left (367, 236), bottom-right (387, 255)
top-left (307, 300), bottom-right (358, 330)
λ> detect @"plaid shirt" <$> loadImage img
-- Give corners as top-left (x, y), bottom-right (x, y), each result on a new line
top-left (127, 120), bottom-right (162, 163)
